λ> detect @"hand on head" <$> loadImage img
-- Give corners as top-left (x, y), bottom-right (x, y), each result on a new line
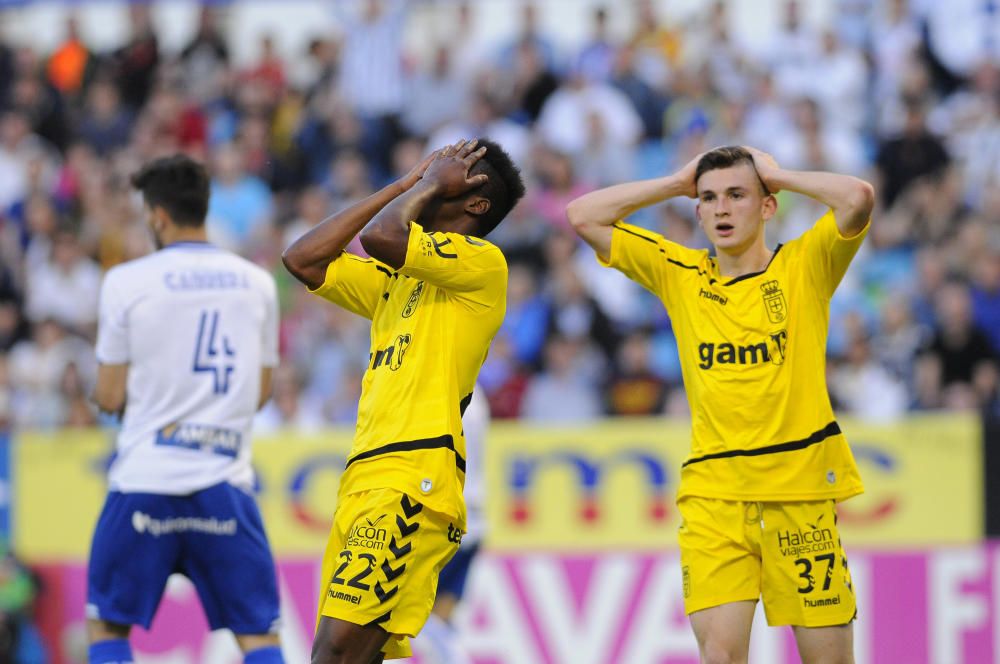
top-left (742, 145), bottom-right (781, 194)
top-left (675, 151), bottom-right (708, 199)
top-left (421, 139), bottom-right (490, 198)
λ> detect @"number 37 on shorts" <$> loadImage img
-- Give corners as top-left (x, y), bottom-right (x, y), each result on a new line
top-left (678, 497), bottom-right (856, 627)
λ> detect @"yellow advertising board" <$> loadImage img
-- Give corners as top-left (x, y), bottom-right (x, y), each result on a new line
top-left (484, 415), bottom-right (982, 550)
top-left (13, 415), bottom-right (981, 560)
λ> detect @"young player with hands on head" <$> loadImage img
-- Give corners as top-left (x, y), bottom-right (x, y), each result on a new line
top-left (283, 138), bottom-right (524, 664)
top-left (568, 145), bottom-right (874, 664)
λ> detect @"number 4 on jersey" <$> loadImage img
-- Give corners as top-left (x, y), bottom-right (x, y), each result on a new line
top-left (193, 310), bottom-right (235, 394)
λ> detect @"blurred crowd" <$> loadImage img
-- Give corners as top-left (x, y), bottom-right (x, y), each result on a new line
top-left (0, 0), bottom-right (998, 433)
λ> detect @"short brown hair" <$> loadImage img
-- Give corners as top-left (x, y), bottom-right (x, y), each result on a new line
top-left (695, 146), bottom-right (770, 195)
top-left (131, 154), bottom-right (210, 227)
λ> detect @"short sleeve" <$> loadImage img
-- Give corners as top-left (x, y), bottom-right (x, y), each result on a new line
top-left (797, 210), bottom-right (869, 299)
top-left (260, 273), bottom-right (279, 368)
top-left (599, 222), bottom-right (704, 310)
top-left (95, 271), bottom-right (129, 365)
top-left (400, 222), bottom-right (506, 307)
top-left (310, 252), bottom-right (392, 320)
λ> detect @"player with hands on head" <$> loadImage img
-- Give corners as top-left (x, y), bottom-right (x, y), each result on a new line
top-left (568, 145), bottom-right (874, 664)
top-left (283, 138), bottom-right (524, 664)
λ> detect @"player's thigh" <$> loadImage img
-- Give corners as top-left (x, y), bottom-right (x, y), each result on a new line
top-left (317, 489), bottom-right (461, 661)
top-left (792, 623), bottom-right (854, 664)
top-left (87, 491), bottom-right (181, 629)
top-left (312, 616), bottom-right (389, 664)
top-left (677, 497), bottom-right (762, 615)
top-left (759, 500), bottom-right (857, 628)
top-left (688, 600), bottom-right (756, 664)
top-left (179, 482), bottom-right (281, 635)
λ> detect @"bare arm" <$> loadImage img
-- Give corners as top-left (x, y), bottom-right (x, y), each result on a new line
top-left (258, 367), bottom-right (273, 410)
top-left (93, 364), bottom-right (127, 415)
top-left (746, 147), bottom-right (875, 238)
top-left (567, 154), bottom-right (701, 262)
top-left (282, 152), bottom-right (436, 289)
top-left (360, 140), bottom-right (488, 269)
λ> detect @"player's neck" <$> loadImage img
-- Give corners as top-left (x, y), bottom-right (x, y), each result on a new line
top-left (714, 241), bottom-right (773, 279)
top-left (159, 225), bottom-right (209, 247)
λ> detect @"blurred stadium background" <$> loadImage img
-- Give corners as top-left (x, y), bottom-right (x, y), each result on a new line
top-left (0, 0), bottom-right (998, 662)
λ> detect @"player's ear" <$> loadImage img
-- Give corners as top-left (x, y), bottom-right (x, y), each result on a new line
top-left (761, 194), bottom-right (777, 222)
top-left (152, 205), bottom-right (172, 230)
top-left (465, 196), bottom-right (490, 217)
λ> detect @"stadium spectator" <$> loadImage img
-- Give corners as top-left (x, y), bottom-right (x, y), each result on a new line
top-left (605, 331), bottom-right (669, 416)
top-left (575, 6), bottom-right (616, 84)
top-left (830, 330), bottom-right (909, 421)
top-left (333, 0), bottom-right (411, 174)
top-left (7, 319), bottom-right (93, 429)
top-left (521, 335), bottom-right (603, 423)
top-left (403, 45), bottom-right (469, 138)
top-left (110, 4), bottom-right (159, 110)
top-left (24, 227), bottom-right (101, 336)
top-left (498, 2), bottom-right (558, 73)
top-left (506, 40), bottom-right (560, 124)
top-left (916, 280), bottom-right (999, 410)
top-left (77, 79), bottom-right (133, 157)
top-left (875, 96), bottom-right (951, 207)
top-left (178, 6), bottom-right (230, 105)
top-left (207, 142), bottom-right (273, 251)
top-left (46, 14), bottom-right (93, 100)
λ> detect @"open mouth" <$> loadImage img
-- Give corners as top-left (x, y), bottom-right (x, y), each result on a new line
top-left (716, 223), bottom-right (734, 237)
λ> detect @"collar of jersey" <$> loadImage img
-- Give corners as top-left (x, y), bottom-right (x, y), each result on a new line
top-left (713, 243), bottom-right (783, 286)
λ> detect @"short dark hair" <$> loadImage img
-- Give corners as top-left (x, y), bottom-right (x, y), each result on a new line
top-left (130, 154), bottom-right (210, 227)
top-left (694, 146), bottom-right (770, 195)
top-left (467, 138), bottom-right (526, 237)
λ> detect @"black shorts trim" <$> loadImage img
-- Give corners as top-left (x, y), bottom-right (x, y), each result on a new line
top-left (346, 434), bottom-right (467, 473)
top-left (682, 421), bottom-right (842, 468)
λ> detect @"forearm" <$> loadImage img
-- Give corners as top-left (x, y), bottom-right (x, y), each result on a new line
top-left (567, 175), bottom-right (689, 228)
top-left (360, 180), bottom-right (441, 269)
top-left (769, 169), bottom-right (875, 236)
top-left (567, 175), bottom-right (689, 262)
top-left (282, 181), bottom-right (406, 288)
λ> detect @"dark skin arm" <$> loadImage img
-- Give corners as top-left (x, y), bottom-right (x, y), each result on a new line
top-left (281, 151), bottom-right (437, 290)
top-left (359, 139), bottom-right (489, 269)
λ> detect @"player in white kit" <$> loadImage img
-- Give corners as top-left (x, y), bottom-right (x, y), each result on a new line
top-left (86, 155), bottom-right (285, 664)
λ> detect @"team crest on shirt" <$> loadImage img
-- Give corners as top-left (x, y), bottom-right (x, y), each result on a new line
top-left (761, 280), bottom-right (787, 324)
top-left (402, 281), bottom-right (424, 318)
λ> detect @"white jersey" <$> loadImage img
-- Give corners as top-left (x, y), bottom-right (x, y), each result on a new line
top-left (462, 385), bottom-right (489, 543)
top-left (95, 242), bottom-right (279, 495)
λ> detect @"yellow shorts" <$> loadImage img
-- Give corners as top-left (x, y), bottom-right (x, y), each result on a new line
top-left (678, 497), bottom-right (856, 627)
top-left (316, 488), bottom-right (462, 660)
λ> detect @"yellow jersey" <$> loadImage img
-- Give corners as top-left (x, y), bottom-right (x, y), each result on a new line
top-left (311, 222), bottom-right (507, 523)
top-left (602, 210), bottom-right (867, 502)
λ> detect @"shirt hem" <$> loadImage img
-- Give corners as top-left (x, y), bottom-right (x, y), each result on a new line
top-left (676, 485), bottom-right (864, 504)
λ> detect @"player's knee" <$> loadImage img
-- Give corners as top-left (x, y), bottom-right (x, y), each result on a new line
top-left (310, 636), bottom-right (354, 664)
top-left (700, 641), bottom-right (748, 664)
top-left (87, 618), bottom-right (130, 643)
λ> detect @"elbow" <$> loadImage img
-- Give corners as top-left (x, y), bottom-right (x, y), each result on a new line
top-left (93, 389), bottom-right (124, 415)
top-left (850, 180), bottom-right (876, 219)
top-left (565, 199), bottom-right (590, 232)
top-left (281, 245), bottom-right (304, 280)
